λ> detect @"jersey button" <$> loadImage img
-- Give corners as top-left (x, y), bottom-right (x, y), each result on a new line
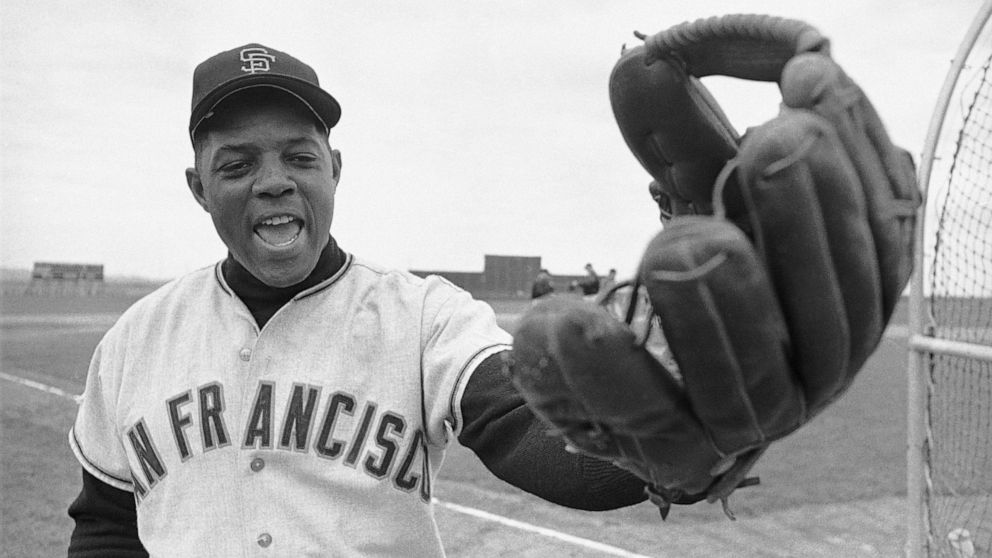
top-left (239, 348), bottom-right (252, 362)
top-left (250, 457), bottom-right (265, 472)
top-left (257, 532), bottom-right (272, 547)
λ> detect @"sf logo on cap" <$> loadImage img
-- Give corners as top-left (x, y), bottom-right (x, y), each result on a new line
top-left (240, 47), bottom-right (275, 74)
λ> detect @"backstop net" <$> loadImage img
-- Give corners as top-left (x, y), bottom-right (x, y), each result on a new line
top-left (907, 2), bottom-right (992, 556)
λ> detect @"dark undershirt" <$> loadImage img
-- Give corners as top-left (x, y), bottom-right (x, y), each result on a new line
top-left (218, 236), bottom-right (348, 328)
top-left (67, 238), bottom-right (646, 556)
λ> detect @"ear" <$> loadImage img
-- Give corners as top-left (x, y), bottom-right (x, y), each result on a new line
top-left (185, 167), bottom-right (210, 212)
top-left (330, 149), bottom-right (342, 183)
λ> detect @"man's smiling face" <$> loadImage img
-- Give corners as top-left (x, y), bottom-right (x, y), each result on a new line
top-left (186, 89), bottom-right (342, 287)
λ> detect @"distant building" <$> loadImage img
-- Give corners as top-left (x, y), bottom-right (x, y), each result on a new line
top-left (410, 255), bottom-right (592, 299)
top-left (27, 262), bottom-right (104, 295)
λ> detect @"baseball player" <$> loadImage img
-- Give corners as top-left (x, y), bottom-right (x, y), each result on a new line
top-left (69, 13), bottom-right (918, 556)
top-left (66, 44), bottom-right (647, 557)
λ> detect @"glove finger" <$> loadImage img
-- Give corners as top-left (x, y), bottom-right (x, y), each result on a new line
top-left (639, 218), bottom-right (805, 453)
top-left (508, 296), bottom-right (720, 492)
top-left (780, 53), bottom-right (918, 321)
top-left (609, 44), bottom-right (739, 215)
top-left (720, 110), bottom-right (883, 409)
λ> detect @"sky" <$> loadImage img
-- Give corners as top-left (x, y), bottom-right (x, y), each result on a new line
top-left (0, 0), bottom-right (985, 281)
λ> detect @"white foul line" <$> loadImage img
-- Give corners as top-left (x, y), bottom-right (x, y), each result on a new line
top-left (433, 498), bottom-right (655, 558)
top-left (0, 371), bottom-right (82, 403)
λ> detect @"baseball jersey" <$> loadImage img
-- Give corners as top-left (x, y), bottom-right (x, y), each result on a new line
top-left (69, 253), bottom-right (513, 557)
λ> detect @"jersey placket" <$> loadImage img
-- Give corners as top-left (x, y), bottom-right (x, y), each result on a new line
top-left (233, 302), bottom-right (276, 554)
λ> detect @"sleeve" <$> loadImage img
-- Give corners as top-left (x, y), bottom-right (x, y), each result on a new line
top-left (68, 337), bottom-right (135, 491)
top-left (458, 352), bottom-right (648, 511)
top-left (419, 280), bottom-right (513, 445)
top-left (68, 469), bottom-right (147, 557)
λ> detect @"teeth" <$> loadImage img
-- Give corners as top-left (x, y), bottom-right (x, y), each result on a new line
top-left (260, 215), bottom-right (295, 226)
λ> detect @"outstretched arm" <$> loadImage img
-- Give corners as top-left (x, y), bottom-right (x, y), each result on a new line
top-left (458, 351), bottom-right (647, 511)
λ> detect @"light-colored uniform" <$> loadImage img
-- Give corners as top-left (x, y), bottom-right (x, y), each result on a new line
top-left (69, 254), bottom-right (513, 557)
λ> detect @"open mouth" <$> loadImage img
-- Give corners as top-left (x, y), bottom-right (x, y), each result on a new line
top-left (254, 215), bottom-right (303, 247)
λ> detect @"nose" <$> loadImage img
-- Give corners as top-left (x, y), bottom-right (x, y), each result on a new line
top-left (253, 158), bottom-right (296, 198)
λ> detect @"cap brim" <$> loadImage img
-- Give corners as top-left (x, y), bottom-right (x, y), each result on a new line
top-left (189, 74), bottom-right (341, 140)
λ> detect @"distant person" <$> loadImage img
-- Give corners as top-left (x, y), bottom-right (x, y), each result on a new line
top-left (65, 43), bottom-right (647, 557)
top-left (577, 262), bottom-right (600, 296)
top-left (531, 268), bottom-right (554, 299)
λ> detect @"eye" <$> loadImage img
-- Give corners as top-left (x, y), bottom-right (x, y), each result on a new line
top-left (217, 160), bottom-right (252, 176)
top-left (287, 152), bottom-right (319, 166)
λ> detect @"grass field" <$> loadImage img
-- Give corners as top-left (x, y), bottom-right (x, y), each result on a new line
top-left (1, 284), bottom-right (912, 557)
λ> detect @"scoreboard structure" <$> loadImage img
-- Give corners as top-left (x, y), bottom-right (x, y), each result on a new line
top-left (27, 262), bottom-right (105, 295)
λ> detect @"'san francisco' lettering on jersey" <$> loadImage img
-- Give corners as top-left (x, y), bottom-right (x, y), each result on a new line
top-left (127, 381), bottom-right (431, 504)
top-left (126, 379), bottom-right (432, 504)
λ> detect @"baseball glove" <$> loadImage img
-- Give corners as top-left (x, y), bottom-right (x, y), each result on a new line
top-left (504, 14), bottom-right (919, 520)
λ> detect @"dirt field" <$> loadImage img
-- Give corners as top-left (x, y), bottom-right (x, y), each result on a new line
top-left (1, 286), bottom-right (911, 557)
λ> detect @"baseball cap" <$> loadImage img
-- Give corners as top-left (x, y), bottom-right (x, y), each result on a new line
top-left (189, 43), bottom-right (341, 142)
